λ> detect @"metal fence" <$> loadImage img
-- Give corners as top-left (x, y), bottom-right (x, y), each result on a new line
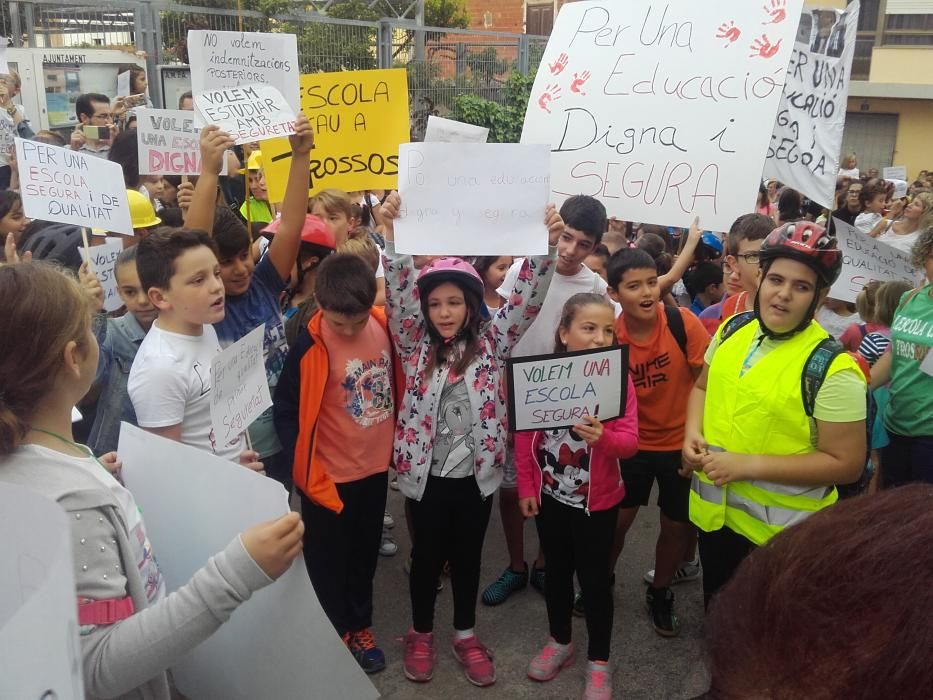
top-left (3, 0), bottom-right (548, 126)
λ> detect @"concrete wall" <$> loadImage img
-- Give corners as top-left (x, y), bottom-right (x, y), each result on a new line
top-left (870, 46), bottom-right (933, 84)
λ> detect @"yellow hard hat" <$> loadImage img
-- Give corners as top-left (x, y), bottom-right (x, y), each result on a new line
top-left (127, 189), bottom-right (161, 229)
top-left (238, 151), bottom-right (263, 174)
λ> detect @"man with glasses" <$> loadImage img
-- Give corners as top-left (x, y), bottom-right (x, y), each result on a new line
top-left (830, 181), bottom-right (864, 228)
top-left (699, 214), bottom-right (774, 336)
top-left (69, 93), bottom-right (115, 158)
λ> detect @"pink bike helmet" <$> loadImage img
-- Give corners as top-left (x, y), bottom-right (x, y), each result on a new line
top-left (417, 257), bottom-right (490, 319)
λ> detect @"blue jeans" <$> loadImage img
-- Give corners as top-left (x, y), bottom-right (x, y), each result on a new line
top-left (880, 434), bottom-right (933, 487)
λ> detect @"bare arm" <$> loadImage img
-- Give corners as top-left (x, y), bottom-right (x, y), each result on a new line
top-left (266, 113), bottom-right (313, 282)
top-left (870, 350), bottom-right (892, 389)
top-left (659, 216), bottom-right (701, 296)
top-left (680, 363), bottom-right (709, 475)
top-left (142, 424), bottom-right (183, 442)
top-left (184, 126), bottom-right (234, 234)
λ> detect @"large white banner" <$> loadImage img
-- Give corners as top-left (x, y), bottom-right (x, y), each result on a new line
top-left (521, 0), bottom-right (803, 233)
top-left (118, 424), bottom-right (378, 700)
top-left (830, 217), bottom-right (917, 303)
top-left (16, 138), bottom-right (134, 235)
top-left (395, 142), bottom-right (551, 255)
top-left (764, 4), bottom-right (859, 207)
top-left (0, 483), bottom-right (84, 699)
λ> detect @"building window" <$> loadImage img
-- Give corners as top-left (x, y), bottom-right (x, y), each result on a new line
top-left (885, 13), bottom-right (933, 45)
top-left (526, 3), bottom-right (554, 36)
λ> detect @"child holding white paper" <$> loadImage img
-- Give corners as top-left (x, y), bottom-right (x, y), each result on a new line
top-left (0, 262), bottom-right (304, 700)
top-left (516, 293), bottom-right (638, 700)
top-left (379, 192), bottom-right (562, 688)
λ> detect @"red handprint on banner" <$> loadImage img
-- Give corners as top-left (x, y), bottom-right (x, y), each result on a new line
top-left (716, 21), bottom-right (741, 47)
top-left (548, 53), bottom-right (569, 76)
top-left (762, 0), bottom-right (787, 25)
top-left (538, 84), bottom-right (562, 113)
top-left (570, 71), bottom-right (591, 95)
top-left (750, 34), bottom-right (782, 58)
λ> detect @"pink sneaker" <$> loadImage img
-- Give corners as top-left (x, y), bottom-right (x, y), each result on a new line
top-left (402, 630), bottom-right (435, 682)
top-left (582, 660), bottom-right (613, 700)
top-left (528, 638), bottom-right (576, 681)
top-left (451, 634), bottom-right (496, 687)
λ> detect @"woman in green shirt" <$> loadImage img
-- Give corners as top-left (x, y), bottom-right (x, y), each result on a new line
top-left (871, 226), bottom-right (933, 486)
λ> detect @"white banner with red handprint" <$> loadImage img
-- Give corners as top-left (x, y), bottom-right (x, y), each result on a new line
top-left (763, 3), bottom-right (859, 207)
top-left (521, 0), bottom-right (804, 233)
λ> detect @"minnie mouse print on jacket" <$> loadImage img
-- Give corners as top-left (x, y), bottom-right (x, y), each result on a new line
top-left (383, 240), bottom-right (557, 502)
top-left (515, 376), bottom-right (639, 513)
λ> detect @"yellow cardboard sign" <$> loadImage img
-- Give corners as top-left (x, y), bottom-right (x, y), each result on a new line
top-left (262, 68), bottom-right (410, 201)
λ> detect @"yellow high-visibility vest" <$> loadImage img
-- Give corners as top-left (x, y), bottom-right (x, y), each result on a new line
top-left (690, 318), bottom-right (860, 546)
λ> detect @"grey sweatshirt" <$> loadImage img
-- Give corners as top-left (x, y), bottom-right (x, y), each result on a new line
top-left (0, 444), bottom-right (273, 700)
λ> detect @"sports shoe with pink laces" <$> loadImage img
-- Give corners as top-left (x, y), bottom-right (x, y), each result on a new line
top-left (451, 634), bottom-right (496, 687)
top-left (402, 630), bottom-right (435, 682)
top-left (583, 660), bottom-right (613, 700)
top-left (527, 638), bottom-right (576, 681)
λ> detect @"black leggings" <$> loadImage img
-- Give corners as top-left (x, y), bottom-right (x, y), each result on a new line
top-left (409, 475), bottom-right (493, 633)
top-left (697, 526), bottom-right (756, 610)
top-left (535, 494), bottom-right (618, 661)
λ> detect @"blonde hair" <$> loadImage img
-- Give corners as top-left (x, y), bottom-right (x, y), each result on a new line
top-left (855, 280), bottom-right (882, 322)
top-left (0, 263), bottom-right (91, 455)
top-left (912, 192), bottom-right (933, 232)
top-left (338, 233), bottom-right (380, 274)
top-left (311, 188), bottom-right (354, 219)
top-left (842, 153), bottom-right (857, 169)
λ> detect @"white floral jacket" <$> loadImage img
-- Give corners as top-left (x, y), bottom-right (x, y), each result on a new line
top-left (383, 242), bottom-right (557, 501)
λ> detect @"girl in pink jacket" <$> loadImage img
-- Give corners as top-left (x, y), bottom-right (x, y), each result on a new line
top-left (516, 293), bottom-right (638, 700)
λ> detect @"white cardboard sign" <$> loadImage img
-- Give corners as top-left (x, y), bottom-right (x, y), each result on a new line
top-left (521, 0), bottom-right (804, 233)
top-left (210, 325), bottom-right (272, 448)
top-left (763, 4), bottom-right (859, 207)
top-left (137, 108), bottom-right (228, 176)
top-left (187, 30), bottom-right (300, 115)
top-left (883, 165), bottom-right (907, 182)
top-left (395, 142), bottom-right (551, 255)
top-left (195, 84), bottom-right (297, 145)
top-left (15, 138), bottom-right (134, 235)
top-left (117, 69), bottom-right (131, 97)
top-left (87, 237), bottom-right (126, 312)
top-left (830, 217), bottom-right (917, 303)
top-left (118, 424), bottom-right (379, 700)
top-left (507, 345), bottom-right (629, 432)
top-left (424, 115), bottom-right (490, 144)
top-left (0, 483), bottom-right (84, 700)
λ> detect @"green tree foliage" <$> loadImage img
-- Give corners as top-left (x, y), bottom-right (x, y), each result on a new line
top-left (449, 70), bottom-right (534, 143)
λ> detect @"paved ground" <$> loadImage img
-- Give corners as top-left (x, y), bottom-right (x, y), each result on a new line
top-left (369, 486), bottom-right (709, 699)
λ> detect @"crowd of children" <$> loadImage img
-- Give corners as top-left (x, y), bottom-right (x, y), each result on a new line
top-left (2, 74), bottom-right (933, 698)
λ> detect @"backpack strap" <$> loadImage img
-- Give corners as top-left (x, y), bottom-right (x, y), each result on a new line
top-left (719, 311), bottom-right (755, 344)
top-left (664, 305), bottom-right (688, 358)
top-left (801, 337), bottom-right (845, 417)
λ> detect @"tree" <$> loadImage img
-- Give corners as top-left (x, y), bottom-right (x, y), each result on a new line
top-left (449, 70), bottom-right (535, 144)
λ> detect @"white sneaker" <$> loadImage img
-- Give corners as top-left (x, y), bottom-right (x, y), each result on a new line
top-left (383, 511), bottom-right (395, 529)
top-left (379, 533), bottom-right (398, 557)
top-left (644, 556), bottom-right (700, 585)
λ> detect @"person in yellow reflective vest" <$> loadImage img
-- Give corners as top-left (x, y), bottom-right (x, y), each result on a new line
top-left (681, 221), bottom-right (866, 608)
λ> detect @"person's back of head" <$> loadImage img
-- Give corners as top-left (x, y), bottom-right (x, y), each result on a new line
top-left (559, 195), bottom-right (607, 244)
top-left (704, 484), bottom-right (933, 700)
top-left (855, 280), bottom-right (883, 323)
top-left (0, 262), bottom-right (90, 455)
top-left (635, 233), bottom-right (673, 275)
top-left (178, 91), bottom-right (193, 110)
top-left (136, 228), bottom-right (217, 294)
top-left (777, 187), bottom-right (803, 221)
top-left (338, 234), bottom-right (380, 274)
top-left (108, 128), bottom-right (140, 188)
top-left (686, 262), bottom-right (724, 300)
top-left (606, 247), bottom-right (657, 290)
top-left (34, 130), bottom-right (66, 147)
top-left (727, 213), bottom-right (773, 256)
top-left (313, 253), bottom-right (376, 316)
top-left (874, 280), bottom-right (913, 327)
top-left (75, 92), bottom-right (109, 122)
top-left (213, 207), bottom-right (251, 262)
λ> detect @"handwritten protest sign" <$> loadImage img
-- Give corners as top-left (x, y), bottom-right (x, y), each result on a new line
top-left (118, 424), bottom-right (379, 700)
top-left (138, 108), bottom-right (228, 176)
top-left (395, 143), bottom-right (551, 255)
top-left (507, 346), bottom-right (629, 432)
top-left (424, 115), bottom-right (490, 144)
top-left (87, 237), bottom-right (125, 312)
top-left (15, 137), bottom-right (133, 235)
top-left (763, 3), bottom-right (859, 207)
top-left (883, 165), bottom-right (907, 181)
top-left (195, 84), bottom-right (296, 145)
top-left (261, 68), bottom-right (409, 200)
top-left (210, 325), bottom-right (272, 448)
top-left (0, 41), bottom-right (8, 74)
top-left (0, 483), bottom-right (83, 700)
top-left (521, 0), bottom-right (804, 233)
top-left (187, 30), bottom-right (300, 115)
top-left (830, 217), bottom-right (917, 303)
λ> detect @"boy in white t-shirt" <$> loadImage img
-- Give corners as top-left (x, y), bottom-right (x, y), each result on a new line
top-left (128, 229), bottom-right (260, 471)
top-left (482, 195), bottom-right (616, 606)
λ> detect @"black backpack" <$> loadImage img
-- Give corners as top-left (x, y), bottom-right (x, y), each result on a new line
top-left (719, 311), bottom-right (875, 497)
top-left (664, 305), bottom-right (688, 358)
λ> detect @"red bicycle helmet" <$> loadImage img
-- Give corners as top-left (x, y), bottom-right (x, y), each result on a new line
top-left (262, 214), bottom-right (336, 250)
top-left (758, 222), bottom-right (842, 286)
top-left (417, 257), bottom-right (489, 319)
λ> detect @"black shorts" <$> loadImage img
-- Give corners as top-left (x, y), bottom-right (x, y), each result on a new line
top-left (619, 449), bottom-right (691, 522)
